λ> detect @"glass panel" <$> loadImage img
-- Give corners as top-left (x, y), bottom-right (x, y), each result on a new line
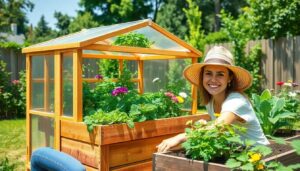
top-left (144, 59), bottom-right (192, 109)
top-left (62, 54), bottom-right (73, 116)
top-left (31, 55), bottom-right (55, 112)
top-left (82, 58), bottom-right (100, 79)
top-left (106, 26), bottom-right (190, 52)
top-left (31, 115), bottom-right (54, 152)
top-left (29, 20), bottom-right (147, 48)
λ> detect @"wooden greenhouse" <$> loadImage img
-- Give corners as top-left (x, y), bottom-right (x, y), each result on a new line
top-left (22, 19), bottom-right (210, 171)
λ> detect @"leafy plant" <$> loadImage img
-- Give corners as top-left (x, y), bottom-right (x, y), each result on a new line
top-left (182, 120), bottom-right (244, 162)
top-left (112, 32), bottom-right (154, 48)
top-left (0, 157), bottom-right (15, 171)
top-left (251, 89), bottom-right (297, 135)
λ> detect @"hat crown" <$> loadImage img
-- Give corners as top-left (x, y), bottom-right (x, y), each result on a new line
top-left (204, 46), bottom-right (234, 65)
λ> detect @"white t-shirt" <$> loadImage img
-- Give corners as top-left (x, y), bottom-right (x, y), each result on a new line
top-left (206, 92), bottom-right (269, 145)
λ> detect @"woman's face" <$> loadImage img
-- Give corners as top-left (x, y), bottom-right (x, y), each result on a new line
top-left (202, 65), bottom-right (231, 97)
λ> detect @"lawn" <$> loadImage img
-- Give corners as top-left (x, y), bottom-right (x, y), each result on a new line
top-left (0, 119), bottom-right (26, 171)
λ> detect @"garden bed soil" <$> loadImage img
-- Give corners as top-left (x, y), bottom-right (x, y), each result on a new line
top-left (60, 114), bottom-right (210, 171)
top-left (153, 134), bottom-right (300, 171)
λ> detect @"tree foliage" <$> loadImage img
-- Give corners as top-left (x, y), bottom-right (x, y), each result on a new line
top-left (247, 0), bottom-right (300, 39)
top-left (78, 0), bottom-right (152, 25)
top-left (68, 12), bottom-right (99, 33)
top-left (54, 11), bottom-right (71, 36)
top-left (0, 0), bottom-right (34, 34)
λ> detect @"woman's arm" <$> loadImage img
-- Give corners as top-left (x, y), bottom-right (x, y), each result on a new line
top-left (215, 111), bottom-right (245, 125)
top-left (156, 133), bottom-right (187, 153)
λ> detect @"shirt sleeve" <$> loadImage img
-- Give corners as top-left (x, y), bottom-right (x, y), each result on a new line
top-left (221, 93), bottom-right (253, 122)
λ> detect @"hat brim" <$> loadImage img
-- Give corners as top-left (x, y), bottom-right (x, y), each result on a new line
top-left (183, 63), bottom-right (252, 91)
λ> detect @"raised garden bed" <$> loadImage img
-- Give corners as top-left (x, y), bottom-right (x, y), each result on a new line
top-left (60, 114), bottom-right (210, 171)
top-left (153, 134), bottom-right (300, 171)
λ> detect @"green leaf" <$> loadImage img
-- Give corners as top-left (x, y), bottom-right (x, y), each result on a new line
top-left (251, 145), bottom-right (272, 156)
top-left (287, 163), bottom-right (300, 170)
top-left (225, 158), bottom-right (241, 168)
top-left (240, 163), bottom-right (254, 170)
top-left (236, 152), bottom-right (248, 162)
top-left (266, 135), bottom-right (286, 145)
top-left (260, 89), bottom-right (272, 101)
top-left (127, 120), bottom-right (135, 128)
top-left (291, 140), bottom-right (300, 155)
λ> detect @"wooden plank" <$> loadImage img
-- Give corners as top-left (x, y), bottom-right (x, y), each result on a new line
top-left (54, 51), bottom-right (62, 150)
top-left (22, 43), bottom-right (80, 53)
top-left (99, 114), bottom-right (210, 145)
top-left (153, 152), bottom-right (229, 171)
top-left (84, 44), bottom-right (199, 57)
top-left (26, 54), bottom-right (31, 165)
top-left (285, 37), bottom-right (294, 81)
top-left (85, 165), bottom-right (98, 171)
top-left (82, 53), bottom-right (139, 60)
top-left (267, 39), bottom-right (274, 89)
top-left (29, 110), bottom-right (55, 118)
top-left (61, 137), bottom-right (100, 168)
top-left (138, 60), bottom-right (144, 94)
top-left (139, 55), bottom-right (198, 60)
top-left (191, 58), bottom-right (198, 114)
top-left (111, 160), bottom-right (152, 171)
top-left (61, 120), bottom-right (100, 144)
top-left (73, 49), bottom-right (83, 121)
top-left (109, 134), bottom-right (174, 167)
top-left (99, 126), bottom-right (109, 171)
top-left (61, 114), bottom-right (209, 145)
top-left (294, 36), bottom-right (300, 89)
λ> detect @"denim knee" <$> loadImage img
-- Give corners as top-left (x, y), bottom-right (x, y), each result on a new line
top-left (31, 147), bottom-right (86, 171)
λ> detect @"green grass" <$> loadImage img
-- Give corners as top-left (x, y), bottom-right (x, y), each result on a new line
top-left (0, 119), bottom-right (26, 171)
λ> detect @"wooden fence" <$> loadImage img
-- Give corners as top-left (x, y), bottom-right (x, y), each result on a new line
top-left (0, 48), bottom-right (25, 81)
top-left (206, 36), bottom-right (300, 91)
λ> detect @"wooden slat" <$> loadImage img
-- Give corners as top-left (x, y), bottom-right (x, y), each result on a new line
top-left (73, 49), bottom-right (83, 121)
top-left (139, 55), bottom-right (198, 60)
top-left (82, 53), bottom-right (139, 60)
top-left (294, 36), bottom-right (300, 89)
top-left (153, 152), bottom-right (229, 171)
top-left (191, 58), bottom-right (198, 114)
top-left (61, 120), bottom-right (100, 144)
top-left (54, 51), bottom-right (62, 150)
top-left (138, 60), bottom-right (144, 94)
top-left (109, 134), bottom-right (174, 167)
top-left (22, 43), bottom-right (79, 53)
top-left (26, 54), bottom-right (31, 165)
top-left (44, 57), bottom-right (50, 111)
top-left (99, 114), bottom-right (210, 145)
top-left (29, 110), bottom-right (55, 117)
top-left (61, 114), bottom-right (209, 145)
top-left (111, 160), bottom-right (152, 171)
top-left (82, 78), bottom-right (139, 83)
top-left (61, 137), bottom-right (99, 168)
top-left (84, 44), bottom-right (199, 57)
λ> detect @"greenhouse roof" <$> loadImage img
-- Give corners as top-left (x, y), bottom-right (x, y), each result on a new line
top-left (22, 19), bottom-right (202, 58)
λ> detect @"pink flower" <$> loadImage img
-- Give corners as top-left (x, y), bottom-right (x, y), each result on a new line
top-left (164, 92), bottom-right (175, 98)
top-left (94, 74), bottom-right (103, 80)
top-left (171, 96), bottom-right (179, 103)
top-left (292, 82), bottom-right (299, 87)
top-left (12, 80), bottom-right (19, 85)
top-left (111, 87), bottom-right (128, 96)
top-left (276, 81), bottom-right (284, 86)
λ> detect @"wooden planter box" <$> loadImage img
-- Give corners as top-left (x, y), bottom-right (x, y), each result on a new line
top-left (153, 134), bottom-right (300, 171)
top-left (60, 114), bottom-right (210, 171)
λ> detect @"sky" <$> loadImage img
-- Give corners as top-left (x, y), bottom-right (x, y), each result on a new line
top-left (26, 0), bottom-right (81, 29)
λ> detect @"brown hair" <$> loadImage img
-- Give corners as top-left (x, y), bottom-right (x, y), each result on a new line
top-left (198, 67), bottom-right (241, 106)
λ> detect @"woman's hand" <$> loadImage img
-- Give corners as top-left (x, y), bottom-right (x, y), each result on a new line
top-left (156, 133), bottom-right (186, 153)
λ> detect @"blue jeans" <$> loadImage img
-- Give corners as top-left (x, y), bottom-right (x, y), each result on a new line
top-left (31, 147), bottom-right (86, 171)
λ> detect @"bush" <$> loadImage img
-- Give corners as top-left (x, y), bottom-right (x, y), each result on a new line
top-left (0, 60), bottom-right (26, 119)
top-left (0, 157), bottom-right (15, 171)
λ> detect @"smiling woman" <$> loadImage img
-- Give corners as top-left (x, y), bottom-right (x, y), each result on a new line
top-left (157, 46), bottom-right (269, 153)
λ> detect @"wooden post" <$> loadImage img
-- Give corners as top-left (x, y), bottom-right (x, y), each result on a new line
top-left (44, 57), bottom-right (50, 111)
top-left (73, 49), bottom-right (83, 122)
top-left (137, 60), bottom-right (144, 94)
top-left (54, 51), bottom-right (62, 150)
top-left (191, 58), bottom-right (198, 114)
top-left (26, 54), bottom-right (31, 166)
top-left (119, 59), bottom-right (123, 76)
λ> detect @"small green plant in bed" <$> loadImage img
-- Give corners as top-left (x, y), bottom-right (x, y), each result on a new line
top-left (83, 69), bottom-right (188, 132)
top-left (252, 89), bottom-right (297, 136)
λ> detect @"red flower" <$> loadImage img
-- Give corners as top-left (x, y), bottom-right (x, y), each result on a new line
top-left (276, 81), bottom-right (284, 86)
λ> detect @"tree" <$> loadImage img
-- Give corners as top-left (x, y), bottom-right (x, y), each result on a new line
top-left (247, 0), bottom-right (300, 39)
top-left (78, 0), bottom-right (152, 25)
top-left (27, 15), bottom-right (55, 44)
top-left (156, 0), bottom-right (188, 39)
top-left (68, 12), bottom-right (99, 33)
top-left (0, 0), bottom-right (34, 34)
top-left (54, 11), bottom-right (71, 36)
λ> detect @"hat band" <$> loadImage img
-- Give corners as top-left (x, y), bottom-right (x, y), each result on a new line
top-left (204, 58), bottom-right (232, 65)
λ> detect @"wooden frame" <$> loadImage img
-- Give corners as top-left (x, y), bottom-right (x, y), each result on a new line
top-left (23, 19), bottom-right (203, 170)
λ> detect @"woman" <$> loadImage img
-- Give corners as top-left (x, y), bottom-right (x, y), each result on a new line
top-left (157, 46), bottom-right (269, 153)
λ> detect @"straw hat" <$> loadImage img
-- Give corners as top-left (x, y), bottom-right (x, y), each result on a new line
top-left (183, 46), bottom-right (252, 91)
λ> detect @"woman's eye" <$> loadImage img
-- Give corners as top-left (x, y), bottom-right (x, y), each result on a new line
top-left (205, 72), bottom-right (212, 76)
